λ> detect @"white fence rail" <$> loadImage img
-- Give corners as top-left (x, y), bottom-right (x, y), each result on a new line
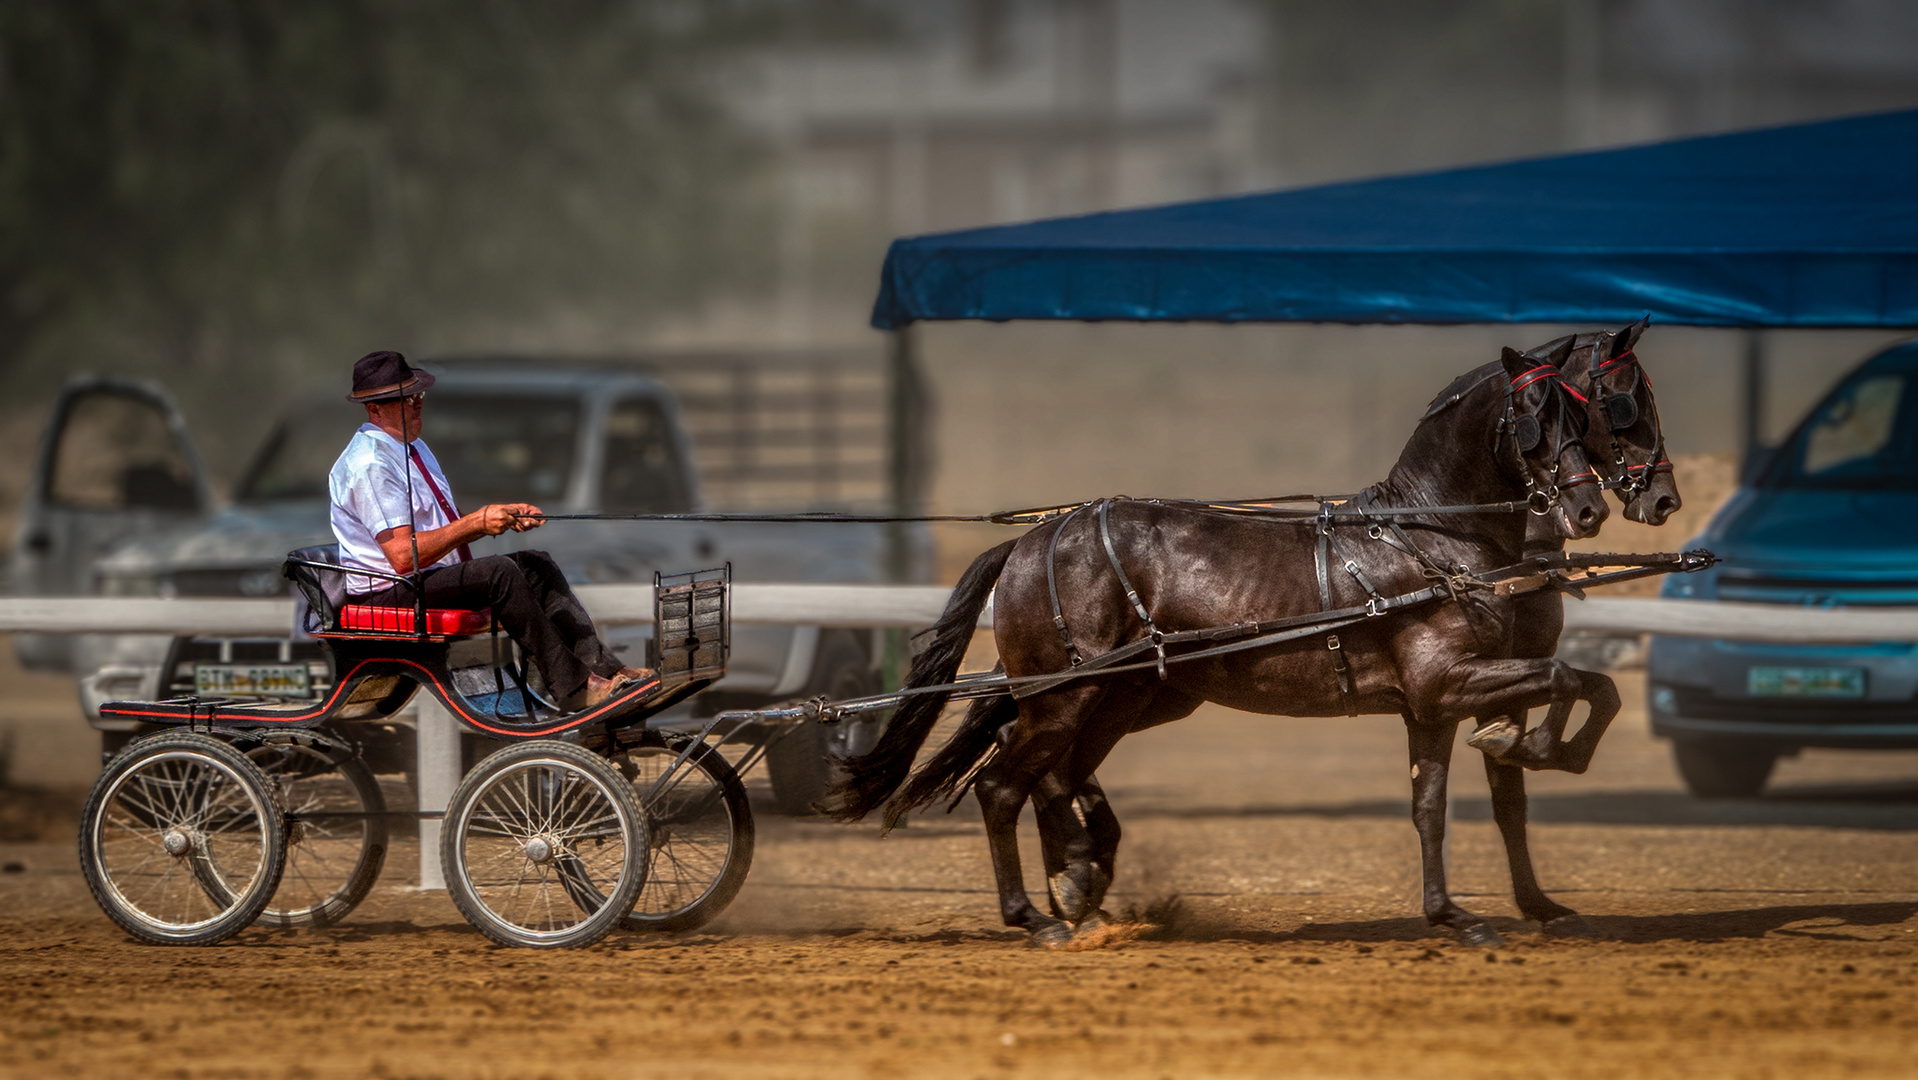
top-left (1, 588), bottom-right (1915, 641)
top-left (10, 587), bottom-right (1914, 890)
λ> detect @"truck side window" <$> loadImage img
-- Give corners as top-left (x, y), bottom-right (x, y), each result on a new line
top-left (602, 398), bottom-right (692, 514)
top-left (48, 393), bottom-right (198, 511)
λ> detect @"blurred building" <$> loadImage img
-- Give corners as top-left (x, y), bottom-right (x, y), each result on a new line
top-left (684, 1), bottom-right (1918, 511)
top-left (702, 0), bottom-right (1918, 348)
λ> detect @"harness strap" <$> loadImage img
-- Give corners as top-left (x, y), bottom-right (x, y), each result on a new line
top-left (1316, 502), bottom-right (1356, 712)
top-left (1044, 504), bottom-right (1090, 667)
top-left (1097, 498), bottom-right (1167, 680)
top-left (1007, 582), bottom-right (1452, 700)
top-left (1315, 502), bottom-right (1334, 612)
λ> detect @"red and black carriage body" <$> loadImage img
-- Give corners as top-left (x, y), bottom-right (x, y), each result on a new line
top-left (99, 545), bottom-right (730, 742)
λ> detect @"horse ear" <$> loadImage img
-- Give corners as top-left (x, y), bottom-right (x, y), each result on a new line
top-left (1546, 335), bottom-right (1578, 368)
top-left (1521, 334), bottom-right (1574, 364)
top-left (1614, 315), bottom-right (1650, 355)
top-left (1499, 346), bottom-right (1531, 379)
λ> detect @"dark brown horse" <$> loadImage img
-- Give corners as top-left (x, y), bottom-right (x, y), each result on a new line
top-left (1029, 322), bottom-right (1680, 942)
top-left (827, 347), bottom-right (1614, 946)
top-left (1457, 319), bottom-right (1679, 934)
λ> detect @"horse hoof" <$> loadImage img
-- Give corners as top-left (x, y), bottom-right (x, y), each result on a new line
top-left (1456, 923), bottom-right (1504, 948)
top-left (1542, 913), bottom-right (1599, 939)
top-left (1026, 920), bottom-right (1073, 949)
top-left (1048, 872), bottom-right (1091, 924)
top-left (1467, 720), bottom-right (1521, 758)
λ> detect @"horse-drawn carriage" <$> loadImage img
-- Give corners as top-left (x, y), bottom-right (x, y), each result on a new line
top-left (78, 323), bottom-right (1711, 951)
top-left (80, 555), bottom-right (753, 948)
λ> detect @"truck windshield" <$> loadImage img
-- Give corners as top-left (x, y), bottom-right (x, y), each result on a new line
top-left (237, 395), bottom-right (581, 504)
top-left (1771, 367), bottom-right (1918, 491)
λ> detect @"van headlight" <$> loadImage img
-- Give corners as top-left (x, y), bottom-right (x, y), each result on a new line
top-left (1651, 685), bottom-right (1677, 712)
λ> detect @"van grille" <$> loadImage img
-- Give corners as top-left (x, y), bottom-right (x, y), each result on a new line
top-left (1670, 686), bottom-right (1918, 725)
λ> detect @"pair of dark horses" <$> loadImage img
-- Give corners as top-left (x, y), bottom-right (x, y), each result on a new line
top-left (827, 320), bottom-right (1681, 948)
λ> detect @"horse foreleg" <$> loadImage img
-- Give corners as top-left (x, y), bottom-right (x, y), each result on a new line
top-left (1407, 719), bottom-right (1503, 947)
top-left (1507, 665), bottom-right (1619, 774)
top-left (1556, 669), bottom-right (1620, 774)
top-left (1482, 756), bottom-right (1594, 936)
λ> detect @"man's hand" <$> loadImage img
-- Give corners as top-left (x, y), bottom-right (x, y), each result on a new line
top-left (477, 503), bottom-right (544, 535)
top-left (376, 503), bottom-right (544, 573)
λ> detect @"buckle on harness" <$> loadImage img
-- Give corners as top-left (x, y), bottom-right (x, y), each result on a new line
top-left (1365, 597), bottom-right (1385, 617)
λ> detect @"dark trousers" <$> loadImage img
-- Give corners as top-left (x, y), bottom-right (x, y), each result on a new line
top-left (351, 551), bottom-right (618, 698)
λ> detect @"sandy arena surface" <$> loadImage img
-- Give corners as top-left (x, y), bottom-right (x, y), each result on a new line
top-left (5, 659), bottom-right (1918, 1078)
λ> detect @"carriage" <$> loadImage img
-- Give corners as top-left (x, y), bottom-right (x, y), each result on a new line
top-left (79, 551), bottom-right (757, 949)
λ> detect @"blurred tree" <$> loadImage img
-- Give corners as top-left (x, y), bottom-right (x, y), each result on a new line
top-left (0, 0), bottom-right (889, 468)
top-left (1250, 0), bottom-right (1568, 189)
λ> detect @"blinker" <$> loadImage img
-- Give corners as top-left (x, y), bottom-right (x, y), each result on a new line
top-left (1605, 392), bottom-right (1638, 431)
top-left (1513, 414), bottom-right (1542, 452)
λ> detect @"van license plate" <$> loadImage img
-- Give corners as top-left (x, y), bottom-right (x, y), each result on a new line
top-left (195, 663), bottom-right (310, 698)
top-left (1747, 666), bottom-right (1865, 698)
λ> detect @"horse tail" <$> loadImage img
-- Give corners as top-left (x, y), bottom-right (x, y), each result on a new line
top-left (884, 690), bottom-right (1017, 826)
top-left (820, 539), bottom-right (1016, 824)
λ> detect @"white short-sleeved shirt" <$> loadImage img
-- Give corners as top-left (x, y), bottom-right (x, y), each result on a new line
top-left (329, 424), bottom-right (461, 594)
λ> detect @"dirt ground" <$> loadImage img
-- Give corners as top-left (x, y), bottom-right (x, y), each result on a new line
top-left (5, 663), bottom-right (1918, 1079)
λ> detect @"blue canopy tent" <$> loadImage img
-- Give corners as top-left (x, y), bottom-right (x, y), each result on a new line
top-left (872, 109), bottom-right (1918, 330)
top-left (871, 110), bottom-right (1918, 524)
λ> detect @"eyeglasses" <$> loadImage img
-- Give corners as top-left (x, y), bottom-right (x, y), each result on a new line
top-left (403, 392), bottom-right (426, 405)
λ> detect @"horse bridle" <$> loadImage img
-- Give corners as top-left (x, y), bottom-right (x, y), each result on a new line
top-left (1503, 362), bottom-right (1600, 516)
top-left (1584, 333), bottom-right (1672, 498)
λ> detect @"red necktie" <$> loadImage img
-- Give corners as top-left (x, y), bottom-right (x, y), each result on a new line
top-left (407, 443), bottom-right (472, 563)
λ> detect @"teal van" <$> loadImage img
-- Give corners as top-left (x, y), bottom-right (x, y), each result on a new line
top-left (1649, 340), bottom-right (1918, 796)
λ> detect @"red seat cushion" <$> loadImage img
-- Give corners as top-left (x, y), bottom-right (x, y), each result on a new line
top-left (338, 605), bottom-right (492, 636)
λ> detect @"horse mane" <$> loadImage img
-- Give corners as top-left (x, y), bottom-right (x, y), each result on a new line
top-left (1418, 361), bottom-right (1503, 421)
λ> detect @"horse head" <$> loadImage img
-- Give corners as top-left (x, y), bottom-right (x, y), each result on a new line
top-left (1497, 345), bottom-right (1608, 540)
top-left (1533, 318), bottom-right (1680, 525)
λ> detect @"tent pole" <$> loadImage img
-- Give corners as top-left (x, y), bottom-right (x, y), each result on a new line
top-left (882, 324), bottom-right (925, 695)
top-left (1741, 329), bottom-right (1767, 468)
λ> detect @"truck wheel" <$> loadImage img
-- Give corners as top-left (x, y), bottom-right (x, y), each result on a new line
top-left (766, 632), bottom-right (879, 816)
top-left (1673, 738), bottom-right (1777, 798)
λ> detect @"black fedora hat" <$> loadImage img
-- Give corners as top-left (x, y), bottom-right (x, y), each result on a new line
top-left (347, 350), bottom-right (436, 403)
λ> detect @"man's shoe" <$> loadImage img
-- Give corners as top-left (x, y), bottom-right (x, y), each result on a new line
top-left (615, 666), bottom-right (657, 683)
top-left (566, 675), bottom-right (617, 713)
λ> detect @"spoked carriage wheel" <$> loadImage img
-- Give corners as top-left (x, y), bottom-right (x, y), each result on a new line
top-left (242, 740), bottom-right (387, 928)
top-left (80, 732), bottom-right (286, 946)
top-left (440, 741), bottom-right (647, 948)
top-left (617, 740), bottom-right (754, 933)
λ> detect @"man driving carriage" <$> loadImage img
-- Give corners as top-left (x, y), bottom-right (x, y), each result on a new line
top-left (330, 350), bottom-right (650, 711)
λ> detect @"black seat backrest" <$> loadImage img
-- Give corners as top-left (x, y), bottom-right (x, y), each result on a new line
top-left (284, 544), bottom-right (345, 634)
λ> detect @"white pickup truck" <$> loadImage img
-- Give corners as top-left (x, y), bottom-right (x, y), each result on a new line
top-left (11, 361), bottom-right (926, 813)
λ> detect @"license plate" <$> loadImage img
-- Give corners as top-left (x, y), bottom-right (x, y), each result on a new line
top-left (1747, 665), bottom-right (1866, 698)
top-left (195, 663), bottom-right (311, 698)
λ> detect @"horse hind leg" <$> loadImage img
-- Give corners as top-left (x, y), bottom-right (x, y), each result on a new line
top-left (1033, 775), bottom-right (1107, 924)
top-left (1043, 682), bottom-right (1173, 928)
top-left (974, 685), bottom-right (1106, 947)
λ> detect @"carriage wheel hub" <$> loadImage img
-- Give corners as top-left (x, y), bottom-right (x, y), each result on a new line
top-left (161, 829), bottom-right (192, 857)
top-left (524, 835), bottom-right (558, 865)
